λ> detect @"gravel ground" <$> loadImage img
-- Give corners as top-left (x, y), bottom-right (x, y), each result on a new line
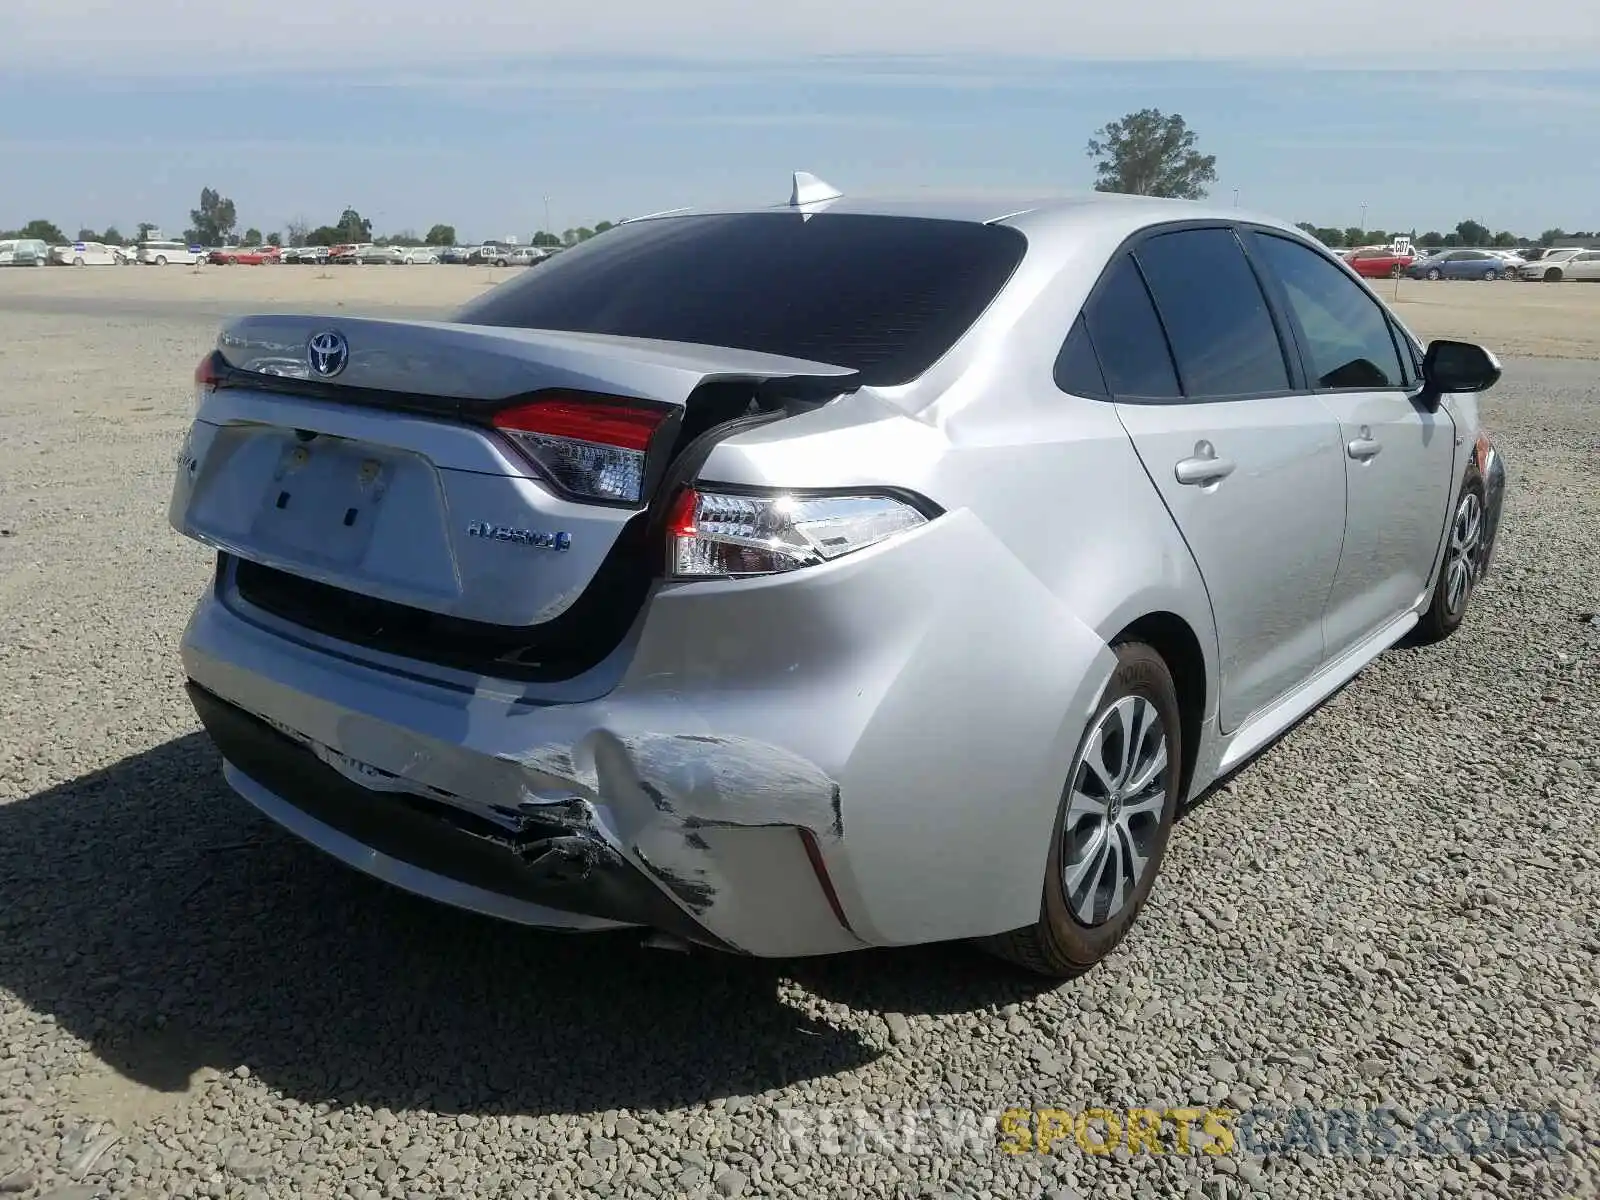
top-left (0, 298), bottom-right (1597, 1200)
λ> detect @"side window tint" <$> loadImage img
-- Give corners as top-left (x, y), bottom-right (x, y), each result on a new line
top-left (1053, 313), bottom-right (1109, 397)
top-left (1135, 228), bottom-right (1290, 397)
top-left (1081, 254), bottom-right (1181, 399)
top-left (1252, 234), bottom-right (1407, 390)
top-left (1391, 321), bottom-right (1421, 387)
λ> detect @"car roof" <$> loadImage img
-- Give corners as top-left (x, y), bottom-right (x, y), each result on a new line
top-left (624, 186), bottom-right (1306, 242)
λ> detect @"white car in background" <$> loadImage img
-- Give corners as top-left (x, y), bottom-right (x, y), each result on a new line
top-left (398, 246), bottom-right (441, 264)
top-left (137, 240), bottom-right (205, 266)
top-left (50, 241), bottom-right (120, 266)
top-left (1521, 248), bottom-right (1600, 282)
top-left (0, 238), bottom-right (49, 266)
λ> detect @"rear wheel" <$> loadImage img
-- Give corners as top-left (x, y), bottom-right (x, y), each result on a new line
top-left (1414, 468), bottom-right (1486, 644)
top-left (1484, 268), bottom-right (1499, 281)
top-left (1545, 268), bottom-right (1563, 282)
top-left (1427, 267), bottom-right (1442, 280)
top-left (982, 642), bottom-right (1181, 978)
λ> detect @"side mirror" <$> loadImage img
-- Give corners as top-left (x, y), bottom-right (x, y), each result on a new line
top-left (1420, 339), bottom-right (1501, 409)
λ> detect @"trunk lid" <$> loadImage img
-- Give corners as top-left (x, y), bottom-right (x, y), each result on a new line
top-left (172, 314), bottom-right (856, 644)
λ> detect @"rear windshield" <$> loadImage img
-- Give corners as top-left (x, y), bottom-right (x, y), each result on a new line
top-left (453, 212), bottom-right (1027, 387)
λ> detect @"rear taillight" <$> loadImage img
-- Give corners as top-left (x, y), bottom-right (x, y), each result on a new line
top-left (492, 394), bottom-right (673, 506)
top-left (667, 486), bottom-right (930, 578)
top-left (193, 351), bottom-right (223, 412)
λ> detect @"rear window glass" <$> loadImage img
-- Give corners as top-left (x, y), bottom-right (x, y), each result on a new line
top-left (453, 213), bottom-right (1027, 387)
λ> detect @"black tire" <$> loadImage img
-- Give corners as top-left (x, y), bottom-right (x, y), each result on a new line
top-left (982, 642), bottom-right (1182, 978)
top-left (1484, 268), bottom-right (1499, 281)
top-left (1544, 268), bottom-right (1562, 283)
top-left (1426, 268), bottom-right (1441, 280)
top-left (1414, 467), bottom-right (1487, 644)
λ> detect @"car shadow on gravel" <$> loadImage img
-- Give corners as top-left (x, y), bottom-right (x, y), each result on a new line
top-left (0, 733), bottom-right (1049, 1118)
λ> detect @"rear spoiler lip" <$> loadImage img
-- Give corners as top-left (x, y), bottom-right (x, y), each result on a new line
top-left (206, 348), bottom-right (864, 423)
top-left (208, 315), bottom-right (866, 421)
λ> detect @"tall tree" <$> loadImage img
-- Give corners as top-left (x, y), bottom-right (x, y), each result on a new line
top-left (1538, 228), bottom-right (1566, 246)
top-left (333, 208), bottom-right (373, 241)
top-left (424, 223), bottom-right (457, 246)
top-left (18, 219), bottom-right (65, 243)
top-left (243, 227), bottom-right (263, 245)
top-left (1454, 220), bottom-right (1489, 246)
top-left (1085, 109), bottom-right (1217, 199)
top-left (284, 217), bottom-right (310, 247)
top-left (188, 187), bottom-right (238, 246)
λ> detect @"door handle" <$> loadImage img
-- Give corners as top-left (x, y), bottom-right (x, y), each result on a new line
top-left (1174, 442), bottom-right (1236, 486)
top-left (1347, 431), bottom-right (1383, 461)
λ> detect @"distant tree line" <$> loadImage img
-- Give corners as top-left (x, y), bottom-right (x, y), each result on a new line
top-left (1292, 221), bottom-right (1594, 251)
top-left (3, 189), bottom-right (619, 251)
top-left (8, 152), bottom-right (1593, 254)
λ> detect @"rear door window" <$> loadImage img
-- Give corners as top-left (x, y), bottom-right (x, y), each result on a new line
top-left (1078, 254), bottom-right (1181, 400)
top-left (1251, 233), bottom-right (1408, 390)
top-left (1053, 313), bottom-right (1109, 397)
top-left (455, 213), bottom-right (1027, 387)
top-left (1134, 228), bottom-right (1291, 398)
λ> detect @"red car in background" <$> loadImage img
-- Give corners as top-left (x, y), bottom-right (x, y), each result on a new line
top-left (1342, 246), bottom-right (1415, 279)
top-left (207, 245), bottom-right (281, 266)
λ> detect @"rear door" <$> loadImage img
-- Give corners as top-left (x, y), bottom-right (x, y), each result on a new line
top-left (1094, 226), bottom-right (1348, 731)
top-left (1248, 231), bottom-right (1456, 659)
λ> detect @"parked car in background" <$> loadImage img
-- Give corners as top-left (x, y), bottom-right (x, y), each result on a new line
top-left (137, 240), bottom-right (204, 266)
top-left (168, 182), bottom-right (1506, 978)
top-left (398, 246), bottom-right (441, 264)
top-left (209, 245), bottom-right (282, 266)
top-left (1342, 246), bottom-right (1416, 278)
top-left (439, 246), bottom-right (471, 264)
top-left (0, 238), bottom-right (49, 266)
top-left (1524, 248), bottom-right (1600, 282)
top-left (357, 246), bottom-right (404, 265)
top-left (465, 243), bottom-right (522, 265)
top-left (1487, 249), bottom-right (1528, 272)
top-left (329, 243), bottom-right (370, 265)
top-left (1406, 249), bottom-right (1513, 280)
top-left (50, 241), bottom-right (120, 266)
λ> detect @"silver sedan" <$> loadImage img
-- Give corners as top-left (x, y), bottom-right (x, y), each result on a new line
top-left (168, 177), bottom-right (1507, 977)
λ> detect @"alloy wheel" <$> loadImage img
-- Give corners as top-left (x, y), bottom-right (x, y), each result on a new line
top-left (1061, 695), bottom-right (1169, 927)
top-left (1445, 490), bottom-right (1483, 616)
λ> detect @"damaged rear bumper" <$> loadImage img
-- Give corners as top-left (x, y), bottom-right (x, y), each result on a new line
top-left (179, 507), bottom-right (1120, 957)
top-left (187, 681), bottom-right (734, 948)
